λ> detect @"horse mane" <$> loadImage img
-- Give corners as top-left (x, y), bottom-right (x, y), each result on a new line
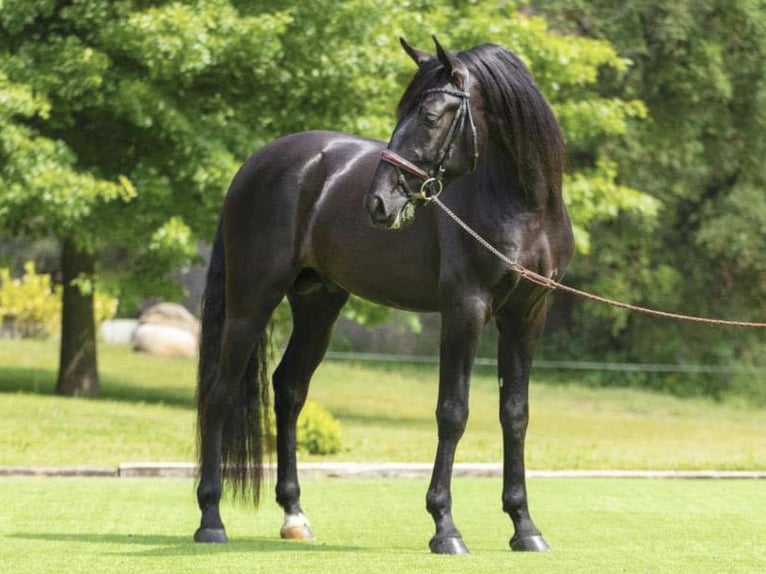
top-left (396, 43), bottom-right (565, 208)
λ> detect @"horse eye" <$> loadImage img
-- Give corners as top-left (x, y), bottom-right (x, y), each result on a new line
top-left (419, 108), bottom-right (441, 128)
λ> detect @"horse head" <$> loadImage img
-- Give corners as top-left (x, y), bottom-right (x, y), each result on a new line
top-left (365, 36), bottom-right (482, 229)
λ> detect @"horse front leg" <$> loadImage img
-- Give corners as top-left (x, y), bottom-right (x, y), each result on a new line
top-left (427, 298), bottom-right (488, 555)
top-left (497, 305), bottom-right (550, 552)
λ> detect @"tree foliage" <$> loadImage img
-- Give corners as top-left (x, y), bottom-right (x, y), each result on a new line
top-left (1, 0), bottom-right (657, 393)
top-left (534, 0), bottom-right (766, 392)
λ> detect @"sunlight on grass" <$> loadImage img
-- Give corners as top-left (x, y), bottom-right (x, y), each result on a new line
top-left (0, 340), bottom-right (765, 468)
top-left (1, 477), bottom-right (764, 573)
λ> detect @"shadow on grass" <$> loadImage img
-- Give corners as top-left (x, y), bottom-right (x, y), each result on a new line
top-left (99, 377), bottom-right (195, 409)
top-left (0, 364), bottom-right (430, 426)
top-left (331, 409), bottom-right (431, 429)
top-left (9, 531), bottom-right (363, 556)
top-left (0, 366), bottom-right (56, 394)
top-left (0, 365), bottom-right (195, 409)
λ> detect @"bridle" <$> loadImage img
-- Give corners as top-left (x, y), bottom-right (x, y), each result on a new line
top-left (379, 74), bottom-right (479, 203)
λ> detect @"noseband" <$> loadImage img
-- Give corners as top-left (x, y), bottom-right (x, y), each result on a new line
top-left (379, 75), bottom-right (479, 202)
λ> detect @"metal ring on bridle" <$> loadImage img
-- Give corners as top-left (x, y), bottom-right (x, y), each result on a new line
top-left (417, 177), bottom-right (443, 202)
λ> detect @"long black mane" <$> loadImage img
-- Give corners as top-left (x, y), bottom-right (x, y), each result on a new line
top-left (396, 43), bottom-right (565, 207)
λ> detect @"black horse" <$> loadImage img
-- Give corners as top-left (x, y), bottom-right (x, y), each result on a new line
top-left (195, 37), bottom-right (573, 554)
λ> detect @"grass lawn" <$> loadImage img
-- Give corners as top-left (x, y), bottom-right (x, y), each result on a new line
top-left (1, 476), bottom-right (764, 573)
top-left (1, 340), bottom-right (765, 573)
top-left (1, 339), bottom-right (765, 469)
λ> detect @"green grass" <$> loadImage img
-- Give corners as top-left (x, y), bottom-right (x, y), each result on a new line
top-left (1, 340), bottom-right (765, 572)
top-left (1, 476), bottom-right (764, 573)
top-left (1, 339), bottom-right (765, 468)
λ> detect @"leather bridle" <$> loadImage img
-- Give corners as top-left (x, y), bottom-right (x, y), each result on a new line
top-left (379, 75), bottom-right (478, 202)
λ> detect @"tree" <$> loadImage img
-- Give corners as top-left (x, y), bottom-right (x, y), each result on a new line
top-left (241, 0), bottom-right (659, 332)
top-left (0, 1), bottom-right (290, 395)
top-left (1, 0), bottom-right (652, 395)
top-left (533, 0), bottom-right (766, 390)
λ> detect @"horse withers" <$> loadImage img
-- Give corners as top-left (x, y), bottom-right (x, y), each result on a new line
top-left (194, 36), bottom-right (573, 554)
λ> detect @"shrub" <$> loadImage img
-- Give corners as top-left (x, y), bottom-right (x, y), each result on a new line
top-left (0, 261), bottom-right (60, 338)
top-left (0, 261), bottom-right (118, 339)
top-left (294, 401), bottom-right (342, 455)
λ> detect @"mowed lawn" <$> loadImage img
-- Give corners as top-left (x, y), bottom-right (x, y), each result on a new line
top-left (0, 339), bottom-right (764, 469)
top-left (1, 476), bottom-right (765, 573)
top-left (1, 340), bottom-right (765, 572)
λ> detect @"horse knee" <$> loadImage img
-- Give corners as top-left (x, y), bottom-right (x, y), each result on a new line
top-left (436, 400), bottom-right (469, 441)
top-left (500, 402), bottom-right (529, 438)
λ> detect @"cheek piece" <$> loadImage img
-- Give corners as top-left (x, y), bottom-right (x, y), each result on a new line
top-left (379, 74), bottom-right (478, 203)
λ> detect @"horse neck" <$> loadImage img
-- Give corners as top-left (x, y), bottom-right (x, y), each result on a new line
top-left (474, 148), bottom-right (529, 214)
top-left (476, 145), bottom-right (564, 217)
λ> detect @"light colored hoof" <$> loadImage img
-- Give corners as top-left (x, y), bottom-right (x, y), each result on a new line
top-left (280, 513), bottom-right (314, 541)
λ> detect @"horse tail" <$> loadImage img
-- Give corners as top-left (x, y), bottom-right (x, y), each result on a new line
top-left (197, 220), bottom-right (272, 506)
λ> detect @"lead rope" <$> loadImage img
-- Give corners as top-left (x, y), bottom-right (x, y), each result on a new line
top-left (431, 196), bottom-right (766, 328)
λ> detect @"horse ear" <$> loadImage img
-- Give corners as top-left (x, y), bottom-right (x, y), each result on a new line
top-left (400, 37), bottom-right (432, 68)
top-left (432, 35), bottom-right (469, 90)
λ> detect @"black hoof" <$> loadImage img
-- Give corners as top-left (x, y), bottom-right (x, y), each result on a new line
top-left (429, 536), bottom-right (470, 555)
top-left (194, 527), bottom-right (228, 543)
top-left (510, 534), bottom-right (550, 552)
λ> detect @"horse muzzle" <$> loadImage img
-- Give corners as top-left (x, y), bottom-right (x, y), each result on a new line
top-left (364, 189), bottom-right (415, 230)
top-left (366, 161), bottom-right (418, 229)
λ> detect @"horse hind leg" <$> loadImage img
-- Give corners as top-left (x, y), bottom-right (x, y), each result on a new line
top-left (195, 291), bottom-right (285, 543)
top-left (272, 283), bottom-right (348, 541)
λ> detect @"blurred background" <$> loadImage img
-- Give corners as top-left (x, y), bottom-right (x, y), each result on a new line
top-left (1, 0), bottom-right (764, 402)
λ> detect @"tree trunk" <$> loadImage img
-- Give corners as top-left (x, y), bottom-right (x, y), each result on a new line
top-left (55, 239), bottom-right (100, 397)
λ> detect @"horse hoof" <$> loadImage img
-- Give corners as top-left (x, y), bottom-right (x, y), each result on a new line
top-left (280, 513), bottom-right (314, 541)
top-left (510, 534), bottom-right (550, 552)
top-left (280, 524), bottom-right (315, 540)
top-left (429, 536), bottom-right (470, 555)
top-left (194, 527), bottom-right (228, 543)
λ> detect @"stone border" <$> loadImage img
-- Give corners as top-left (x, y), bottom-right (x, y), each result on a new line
top-left (1, 462), bottom-right (765, 480)
top-left (0, 465), bottom-right (116, 477)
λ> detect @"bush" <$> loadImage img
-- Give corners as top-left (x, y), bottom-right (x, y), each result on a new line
top-left (0, 261), bottom-right (118, 339)
top-left (296, 401), bottom-right (342, 455)
top-left (0, 261), bottom-right (60, 338)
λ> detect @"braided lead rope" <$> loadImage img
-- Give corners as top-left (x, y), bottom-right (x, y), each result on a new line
top-left (431, 196), bottom-right (766, 328)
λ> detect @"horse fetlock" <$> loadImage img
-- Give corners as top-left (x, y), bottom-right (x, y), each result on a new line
top-left (425, 489), bottom-right (452, 517)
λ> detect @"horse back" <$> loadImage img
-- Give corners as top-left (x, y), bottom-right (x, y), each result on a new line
top-left (220, 130), bottom-right (444, 311)
top-left (221, 130), bottom-right (375, 244)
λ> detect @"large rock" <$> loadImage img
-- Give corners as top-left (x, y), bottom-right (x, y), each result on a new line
top-left (100, 319), bottom-right (139, 344)
top-left (132, 302), bottom-right (199, 358)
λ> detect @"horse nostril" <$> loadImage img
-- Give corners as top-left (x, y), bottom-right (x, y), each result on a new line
top-left (375, 197), bottom-right (387, 220)
top-left (366, 194), bottom-right (388, 223)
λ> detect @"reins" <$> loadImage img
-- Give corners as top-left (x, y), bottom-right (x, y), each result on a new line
top-left (431, 195), bottom-right (766, 328)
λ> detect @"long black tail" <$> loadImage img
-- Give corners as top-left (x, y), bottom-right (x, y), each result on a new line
top-left (196, 221), bottom-right (272, 505)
